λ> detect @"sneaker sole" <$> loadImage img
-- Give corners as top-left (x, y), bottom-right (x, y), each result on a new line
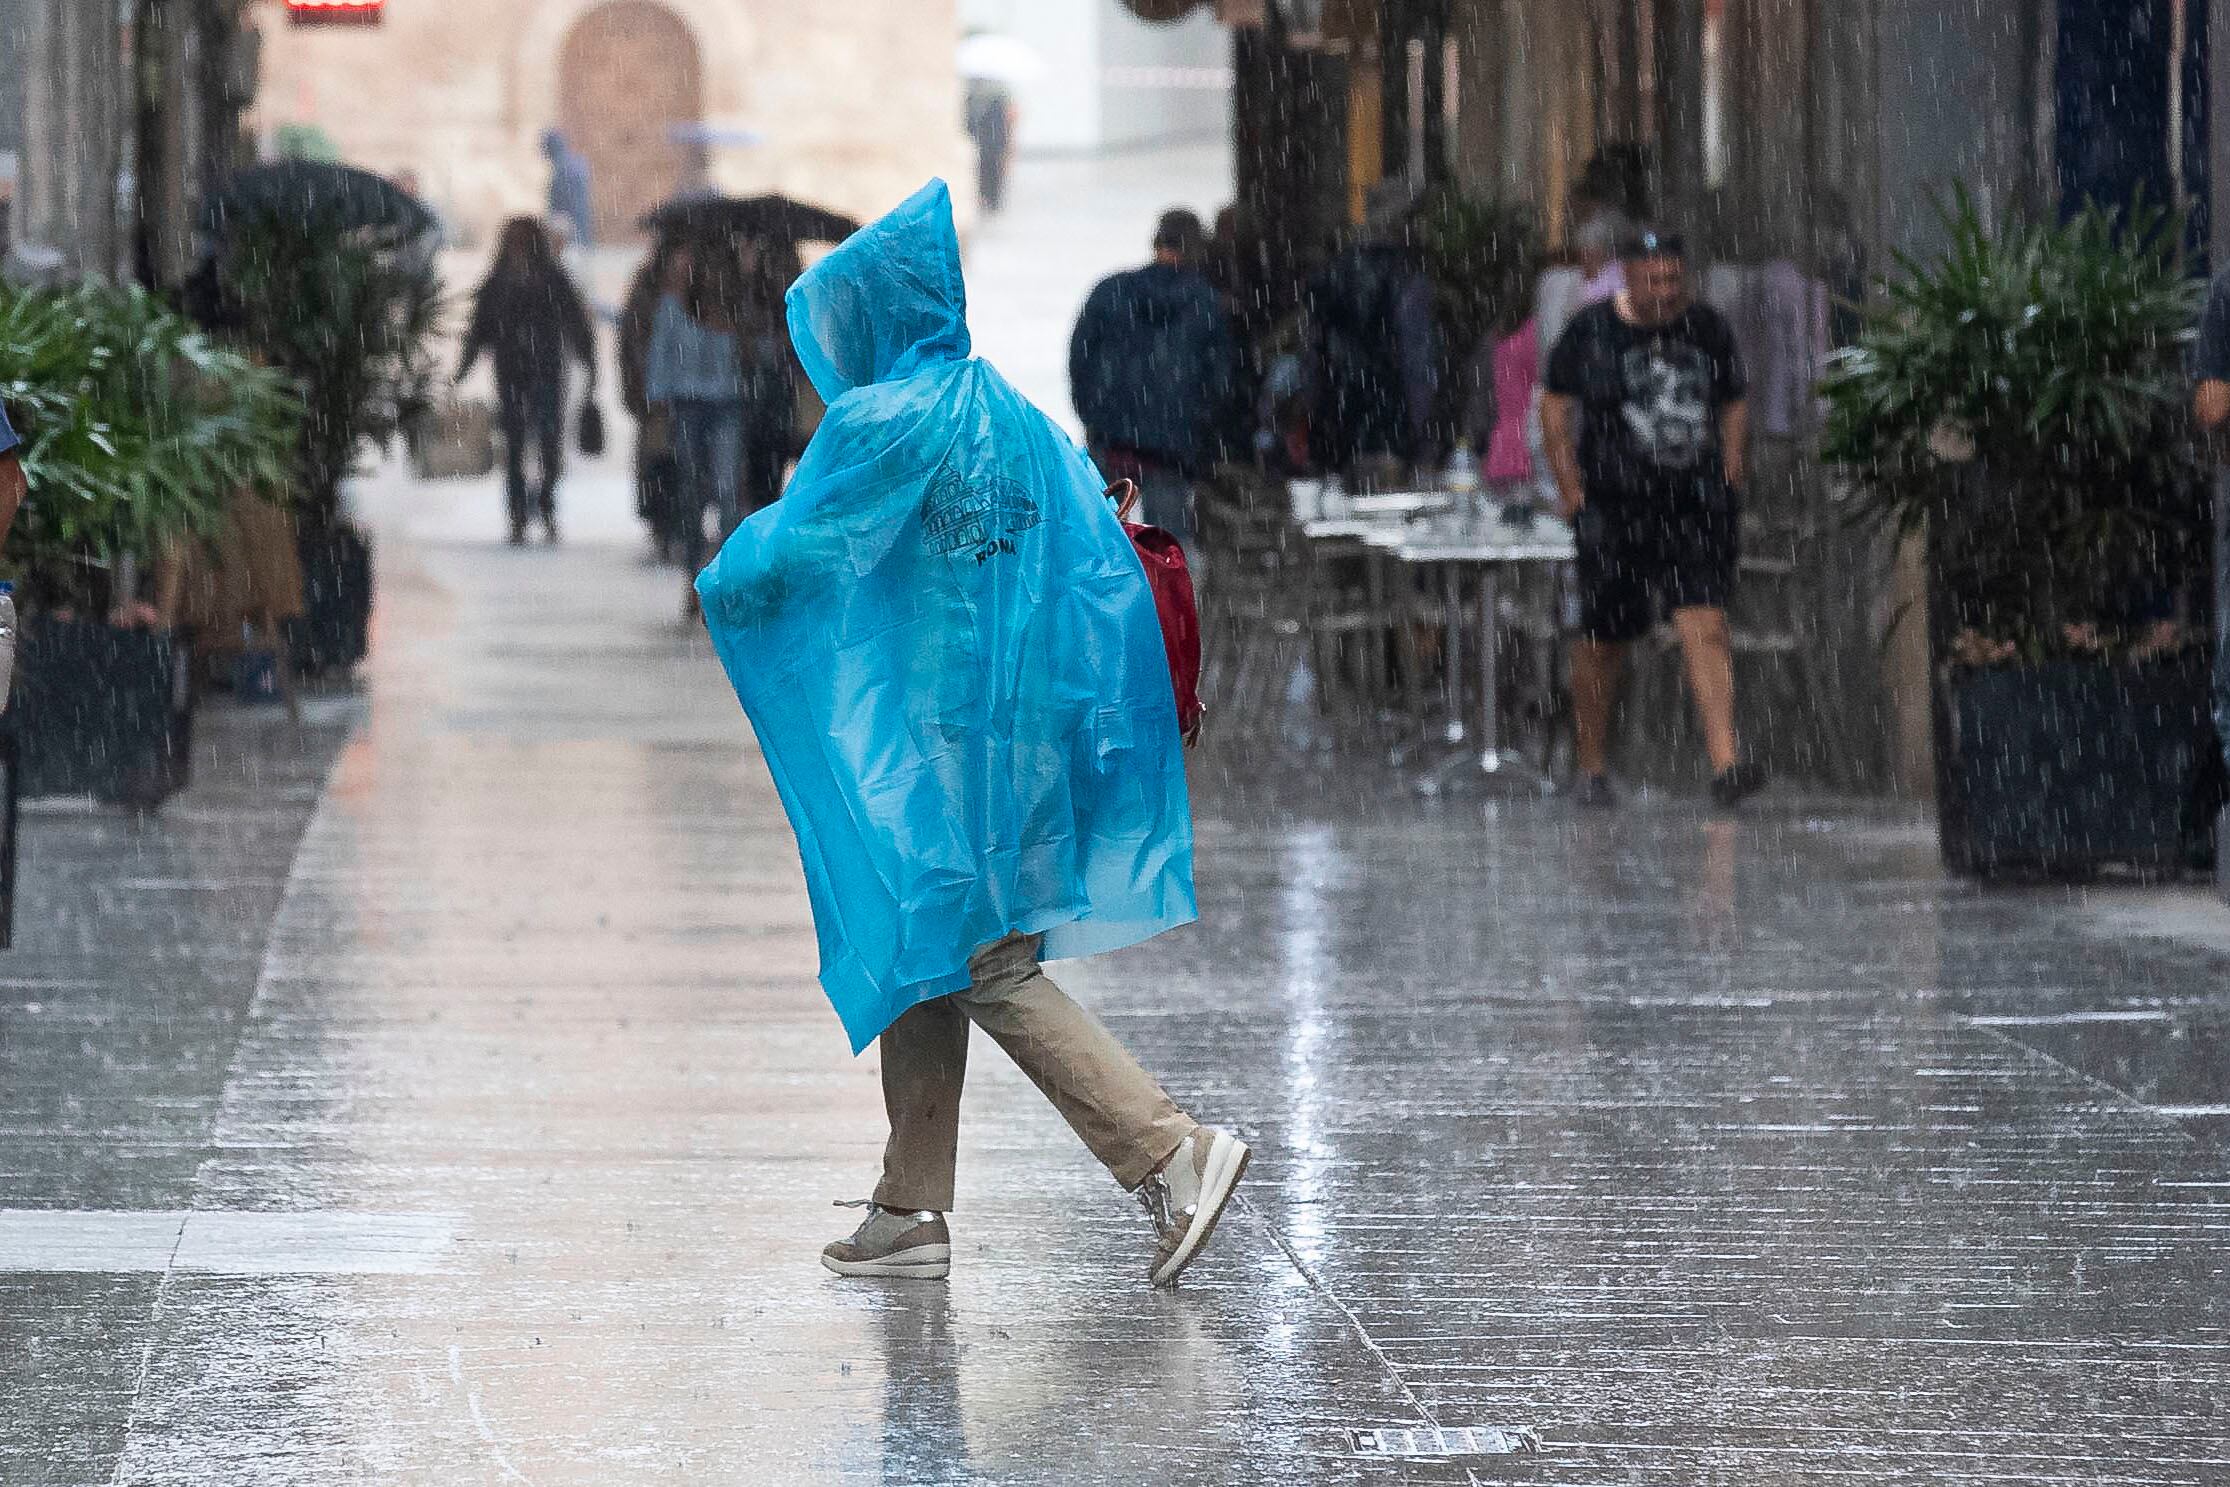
top-left (820, 1243), bottom-right (951, 1280)
top-left (1151, 1133), bottom-right (1251, 1288)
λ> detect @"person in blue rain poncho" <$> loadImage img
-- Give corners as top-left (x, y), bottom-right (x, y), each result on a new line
top-left (696, 181), bottom-right (1249, 1289)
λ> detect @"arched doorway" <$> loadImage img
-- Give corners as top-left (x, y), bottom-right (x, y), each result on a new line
top-left (557, 1), bottom-right (703, 242)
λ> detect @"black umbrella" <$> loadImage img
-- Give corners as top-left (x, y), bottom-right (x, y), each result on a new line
top-left (638, 193), bottom-right (859, 246)
top-left (201, 160), bottom-right (435, 238)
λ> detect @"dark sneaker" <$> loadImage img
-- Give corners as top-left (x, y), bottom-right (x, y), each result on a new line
top-left (1138, 1126), bottom-right (1250, 1288)
top-left (1573, 773), bottom-right (1618, 809)
top-left (1710, 760), bottom-right (1768, 809)
top-left (821, 1202), bottom-right (950, 1279)
top-left (506, 521), bottom-right (528, 547)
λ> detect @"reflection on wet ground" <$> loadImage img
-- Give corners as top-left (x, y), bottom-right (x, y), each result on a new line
top-left (3, 456), bottom-right (2228, 1483)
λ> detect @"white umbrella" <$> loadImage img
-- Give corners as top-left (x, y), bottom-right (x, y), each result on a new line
top-left (958, 33), bottom-right (1047, 85)
top-left (668, 122), bottom-right (766, 149)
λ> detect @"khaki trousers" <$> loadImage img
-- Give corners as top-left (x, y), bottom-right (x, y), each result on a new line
top-left (872, 933), bottom-right (1196, 1213)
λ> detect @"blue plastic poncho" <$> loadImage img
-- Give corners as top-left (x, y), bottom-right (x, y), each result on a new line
top-left (696, 179), bottom-right (1197, 1052)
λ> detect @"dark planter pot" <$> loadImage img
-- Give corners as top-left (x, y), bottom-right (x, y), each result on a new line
top-left (294, 520), bottom-right (373, 677)
top-left (1939, 659), bottom-right (2219, 878)
top-left (9, 617), bottom-right (194, 807)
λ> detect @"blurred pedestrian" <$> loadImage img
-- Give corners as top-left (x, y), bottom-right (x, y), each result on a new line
top-left (1541, 227), bottom-right (1765, 809)
top-left (541, 129), bottom-right (595, 254)
top-left (695, 181), bottom-right (1246, 1289)
top-left (1534, 209), bottom-right (1629, 364)
top-left (964, 80), bottom-right (1017, 214)
top-left (0, 404), bottom-right (25, 709)
top-left (2192, 264), bottom-right (2230, 436)
top-left (621, 236), bottom-right (695, 563)
top-left (389, 168), bottom-right (448, 281)
top-left (1461, 309), bottom-right (1543, 511)
top-left (1528, 208), bottom-right (1629, 508)
top-left (1070, 209), bottom-right (1236, 578)
top-left (2190, 264), bottom-right (2230, 785)
top-left (0, 403), bottom-right (24, 551)
top-left (457, 218), bottom-right (597, 546)
top-left (1205, 204), bottom-right (1280, 462)
top-left (1304, 183), bottom-right (1442, 481)
top-left (648, 241), bottom-right (751, 608)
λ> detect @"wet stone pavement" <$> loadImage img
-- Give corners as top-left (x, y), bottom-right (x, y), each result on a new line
top-left (7, 455), bottom-right (2230, 1483)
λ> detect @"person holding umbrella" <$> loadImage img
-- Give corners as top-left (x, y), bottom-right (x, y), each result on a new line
top-left (648, 238), bottom-right (753, 608)
top-left (457, 218), bottom-right (598, 546)
top-left (542, 129), bottom-right (595, 258)
top-left (957, 33), bottom-right (1042, 215)
top-left (633, 193), bottom-right (859, 586)
top-left (621, 235), bottom-right (698, 563)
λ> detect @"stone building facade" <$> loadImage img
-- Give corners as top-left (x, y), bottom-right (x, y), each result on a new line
top-left (251, 0), bottom-right (972, 247)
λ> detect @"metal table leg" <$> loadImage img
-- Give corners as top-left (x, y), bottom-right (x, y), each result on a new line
top-left (1365, 551), bottom-right (1391, 706)
top-left (1441, 561), bottom-right (1466, 742)
top-left (1477, 561), bottom-right (1503, 771)
top-left (1398, 560), bottom-right (1428, 725)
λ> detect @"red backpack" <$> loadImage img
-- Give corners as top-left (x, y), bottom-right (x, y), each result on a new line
top-left (1108, 480), bottom-right (1204, 743)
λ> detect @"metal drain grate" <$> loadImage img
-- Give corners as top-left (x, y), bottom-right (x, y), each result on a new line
top-left (1350, 1425), bottom-right (1540, 1458)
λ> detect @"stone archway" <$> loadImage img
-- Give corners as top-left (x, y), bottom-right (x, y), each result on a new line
top-left (557, 1), bottom-right (703, 242)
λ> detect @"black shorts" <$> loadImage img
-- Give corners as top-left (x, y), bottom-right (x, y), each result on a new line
top-left (1573, 485), bottom-right (1739, 643)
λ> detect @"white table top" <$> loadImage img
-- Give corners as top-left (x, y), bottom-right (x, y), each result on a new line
top-left (1301, 509), bottom-right (1575, 563)
top-left (1301, 517), bottom-right (1395, 541)
top-left (1289, 484), bottom-right (1450, 520)
top-left (1397, 535), bottom-right (1576, 563)
top-left (1346, 492), bottom-right (1451, 517)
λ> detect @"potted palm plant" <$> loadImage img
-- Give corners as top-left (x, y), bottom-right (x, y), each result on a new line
top-left (214, 203), bottom-right (441, 676)
top-left (1822, 192), bottom-right (2216, 877)
top-left (0, 280), bottom-right (298, 804)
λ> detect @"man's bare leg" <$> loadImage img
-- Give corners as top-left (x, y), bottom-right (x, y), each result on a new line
top-left (1570, 637), bottom-right (1625, 778)
top-left (1672, 605), bottom-right (1739, 774)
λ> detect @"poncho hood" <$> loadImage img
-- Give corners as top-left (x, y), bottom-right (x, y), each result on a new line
top-left (787, 179), bottom-right (972, 402)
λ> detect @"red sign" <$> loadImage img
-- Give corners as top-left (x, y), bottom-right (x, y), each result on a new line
top-left (287, 0), bottom-right (383, 23)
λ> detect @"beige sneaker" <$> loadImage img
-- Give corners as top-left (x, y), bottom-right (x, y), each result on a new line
top-left (820, 1202), bottom-right (951, 1279)
top-left (1137, 1126), bottom-right (1251, 1288)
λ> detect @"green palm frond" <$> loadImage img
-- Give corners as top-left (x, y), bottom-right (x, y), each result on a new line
top-left (1819, 188), bottom-right (2206, 660)
top-left (0, 280), bottom-right (301, 602)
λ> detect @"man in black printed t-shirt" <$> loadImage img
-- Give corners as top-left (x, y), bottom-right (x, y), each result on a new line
top-left (1542, 227), bottom-right (1766, 809)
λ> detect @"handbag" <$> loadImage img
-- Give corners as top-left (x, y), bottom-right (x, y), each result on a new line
top-left (576, 400), bottom-right (606, 458)
top-left (1107, 479), bottom-right (1204, 743)
top-left (409, 396), bottom-right (496, 480)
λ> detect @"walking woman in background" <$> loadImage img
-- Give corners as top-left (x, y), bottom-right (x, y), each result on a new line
top-left (621, 235), bottom-right (698, 564)
top-left (457, 217), bottom-right (597, 546)
top-left (648, 238), bottom-right (752, 612)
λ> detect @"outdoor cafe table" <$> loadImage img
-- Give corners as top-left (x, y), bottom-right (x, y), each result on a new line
top-left (1299, 495), bottom-right (1573, 775)
top-left (1393, 511), bottom-right (1575, 775)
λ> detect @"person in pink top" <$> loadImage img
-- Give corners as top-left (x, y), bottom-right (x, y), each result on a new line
top-left (1483, 316), bottom-right (1539, 487)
